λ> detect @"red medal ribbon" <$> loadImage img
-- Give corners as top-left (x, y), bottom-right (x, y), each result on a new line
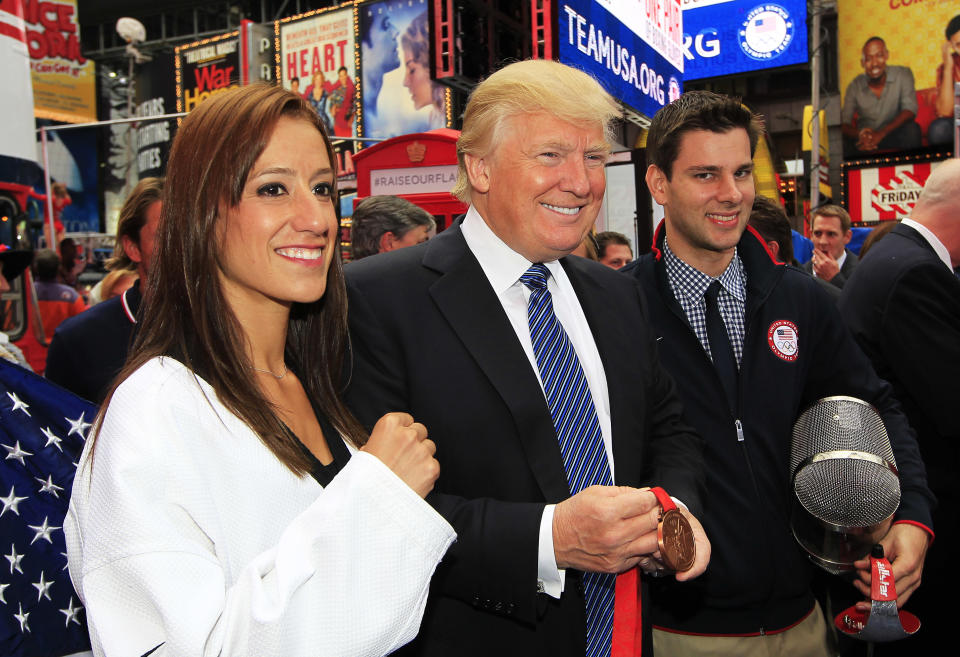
top-left (611, 486), bottom-right (673, 656)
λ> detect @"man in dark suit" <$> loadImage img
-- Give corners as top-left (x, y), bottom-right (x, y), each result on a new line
top-left (803, 204), bottom-right (859, 290)
top-left (839, 159), bottom-right (960, 655)
top-left (344, 59), bottom-right (709, 657)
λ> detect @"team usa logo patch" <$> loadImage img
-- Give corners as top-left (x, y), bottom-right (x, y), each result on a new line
top-left (767, 320), bottom-right (799, 361)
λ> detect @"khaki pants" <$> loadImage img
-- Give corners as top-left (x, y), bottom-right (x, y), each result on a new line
top-left (653, 602), bottom-right (832, 657)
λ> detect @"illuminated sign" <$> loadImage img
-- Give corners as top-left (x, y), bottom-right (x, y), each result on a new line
top-left (682, 0), bottom-right (807, 81)
top-left (558, 0), bottom-right (684, 121)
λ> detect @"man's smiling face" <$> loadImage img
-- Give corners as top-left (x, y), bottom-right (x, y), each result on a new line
top-left (466, 111), bottom-right (609, 263)
top-left (647, 127), bottom-right (755, 276)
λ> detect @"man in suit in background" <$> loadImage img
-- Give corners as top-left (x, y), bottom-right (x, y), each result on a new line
top-left (344, 59), bottom-right (709, 657)
top-left (804, 204), bottom-right (858, 290)
top-left (839, 159), bottom-right (960, 655)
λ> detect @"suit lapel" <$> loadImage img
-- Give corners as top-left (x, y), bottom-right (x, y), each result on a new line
top-left (424, 226), bottom-right (571, 502)
top-left (562, 259), bottom-right (642, 487)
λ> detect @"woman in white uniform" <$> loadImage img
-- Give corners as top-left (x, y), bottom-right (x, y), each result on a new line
top-left (65, 83), bottom-right (455, 657)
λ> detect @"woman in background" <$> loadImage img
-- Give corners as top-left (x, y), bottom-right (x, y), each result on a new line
top-left (401, 13), bottom-right (446, 129)
top-left (65, 83), bottom-right (454, 657)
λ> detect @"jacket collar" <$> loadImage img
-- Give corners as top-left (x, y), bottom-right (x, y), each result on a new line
top-left (649, 219), bottom-right (784, 314)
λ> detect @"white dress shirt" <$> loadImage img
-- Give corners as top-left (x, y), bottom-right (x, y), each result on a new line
top-left (460, 206), bottom-right (614, 597)
top-left (902, 218), bottom-right (954, 271)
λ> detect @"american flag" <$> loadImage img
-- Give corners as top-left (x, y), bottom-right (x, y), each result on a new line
top-left (1, 358), bottom-right (92, 656)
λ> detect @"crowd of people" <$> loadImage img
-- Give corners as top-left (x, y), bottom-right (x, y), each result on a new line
top-left (2, 55), bottom-right (957, 657)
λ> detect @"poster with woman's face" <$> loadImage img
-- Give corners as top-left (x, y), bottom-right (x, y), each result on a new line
top-left (359, 0), bottom-right (449, 138)
top-left (279, 7), bottom-right (357, 138)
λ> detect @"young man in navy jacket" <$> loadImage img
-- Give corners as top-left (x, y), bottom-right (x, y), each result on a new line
top-left (621, 90), bottom-right (934, 657)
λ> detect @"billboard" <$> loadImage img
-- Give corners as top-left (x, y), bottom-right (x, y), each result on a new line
top-left (279, 4), bottom-right (358, 139)
top-left (1, 0), bottom-right (40, 186)
top-left (359, 0), bottom-right (450, 138)
top-left (175, 32), bottom-right (241, 114)
top-left (25, 0), bottom-right (96, 123)
top-left (134, 52), bottom-right (177, 181)
top-left (682, 0), bottom-right (808, 81)
top-left (557, 0), bottom-right (684, 122)
top-left (842, 156), bottom-right (947, 223)
top-left (838, 0), bottom-right (958, 149)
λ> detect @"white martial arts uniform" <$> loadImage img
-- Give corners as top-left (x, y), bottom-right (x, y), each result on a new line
top-left (65, 357), bottom-right (455, 657)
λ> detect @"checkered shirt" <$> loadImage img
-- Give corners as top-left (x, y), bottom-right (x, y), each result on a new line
top-left (662, 237), bottom-right (747, 366)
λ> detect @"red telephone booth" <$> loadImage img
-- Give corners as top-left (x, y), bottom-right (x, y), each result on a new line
top-left (352, 129), bottom-right (467, 234)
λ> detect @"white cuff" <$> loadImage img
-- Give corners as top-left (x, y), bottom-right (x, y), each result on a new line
top-left (537, 504), bottom-right (565, 598)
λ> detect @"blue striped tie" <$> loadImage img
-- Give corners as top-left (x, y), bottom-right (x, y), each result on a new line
top-left (521, 263), bottom-right (614, 657)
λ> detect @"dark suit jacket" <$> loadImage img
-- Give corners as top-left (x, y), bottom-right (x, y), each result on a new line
top-left (839, 222), bottom-right (958, 654)
top-left (344, 221), bottom-right (704, 657)
top-left (802, 248), bottom-right (858, 289)
top-left (839, 224), bottom-right (959, 491)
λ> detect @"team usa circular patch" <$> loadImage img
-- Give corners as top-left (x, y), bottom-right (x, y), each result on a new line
top-left (767, 320), bottom-right (799, 361)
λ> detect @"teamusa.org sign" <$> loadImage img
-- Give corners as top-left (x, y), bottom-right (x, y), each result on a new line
top-left (681, 0), bottom-right (807, 81)
top-left (558, 0), bottom-right (684, 121)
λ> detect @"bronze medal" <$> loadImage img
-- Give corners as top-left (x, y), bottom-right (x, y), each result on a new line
top-left (643, 486), bottom-right (696, 573)
top-left (657, 507), bottom-right (696, 572)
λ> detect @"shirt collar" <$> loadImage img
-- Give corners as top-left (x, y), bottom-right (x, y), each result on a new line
top-left (836, 249), bottom-right (848, 269)
top-left (460, 205), bottom-right (564, 291)
top-left (662, 236), bottom-right (747, 302)
top-left (901, 218), bottom-right (954, 270)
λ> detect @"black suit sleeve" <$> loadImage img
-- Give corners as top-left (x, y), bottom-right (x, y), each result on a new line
top-left (639, 331), bottom-right (706, 518)
top-left (878, 264), bottom-right (960, 440)
top-left (345, 280), bottom-right (546, 624)
top-left (802, 282), bottom-right (935, 529)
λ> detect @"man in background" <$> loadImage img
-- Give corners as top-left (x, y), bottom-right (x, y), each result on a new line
top-left (804, 204), bottom-right (858, 290)
top-left (595, 231), bottom-right (633, 269)
top-left (350, 195), bottom-right (435, 260)
top-left (34, 248), bottom-right (86, 343)
top-left (748, 195), bottom-right (797, 265)
top-left (46, 177), bottom-right (162, 403)
top-left (839, 159), bottom-right (960, 655)
top-left (841, 37), bottom-right (921, 154)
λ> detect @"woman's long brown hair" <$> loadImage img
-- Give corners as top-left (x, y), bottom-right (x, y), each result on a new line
top-left (94, 83), bottom-right (366, 475)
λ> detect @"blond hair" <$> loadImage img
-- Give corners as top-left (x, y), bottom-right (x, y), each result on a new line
top-left (452, 60), bottom-right (621, 203)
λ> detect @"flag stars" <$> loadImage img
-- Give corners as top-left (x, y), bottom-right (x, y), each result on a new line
top-left (27, 516), bottom-right (61, 545)
top-left (6, 390), bottom-right (31, 415)
top-left (0, 485), bottom-right (28, 517)
top-left (60, 596), bottom-right (82, 627)
top-left (14, 602), bottom-right (29, 632)
top-left (65, 412), bottom-right (92, 440)
top-left (41, 426), bottom-right (63, 452)
top-left (0, 581), bottom-right (9, 604)
top-left (35, 475), bottom-right (64, 498)
top-left (32, 570), bottom-right (54, 601)
top-left (3, 441), bottom-right (33, 466)
top-left (5, 544), bottom-right (24, 575)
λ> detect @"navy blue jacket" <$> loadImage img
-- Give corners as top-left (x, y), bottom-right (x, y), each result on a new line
top-left (45, 282), bottom-right (140, 404)
top-left (621, 225), bottom-right (934, 635)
